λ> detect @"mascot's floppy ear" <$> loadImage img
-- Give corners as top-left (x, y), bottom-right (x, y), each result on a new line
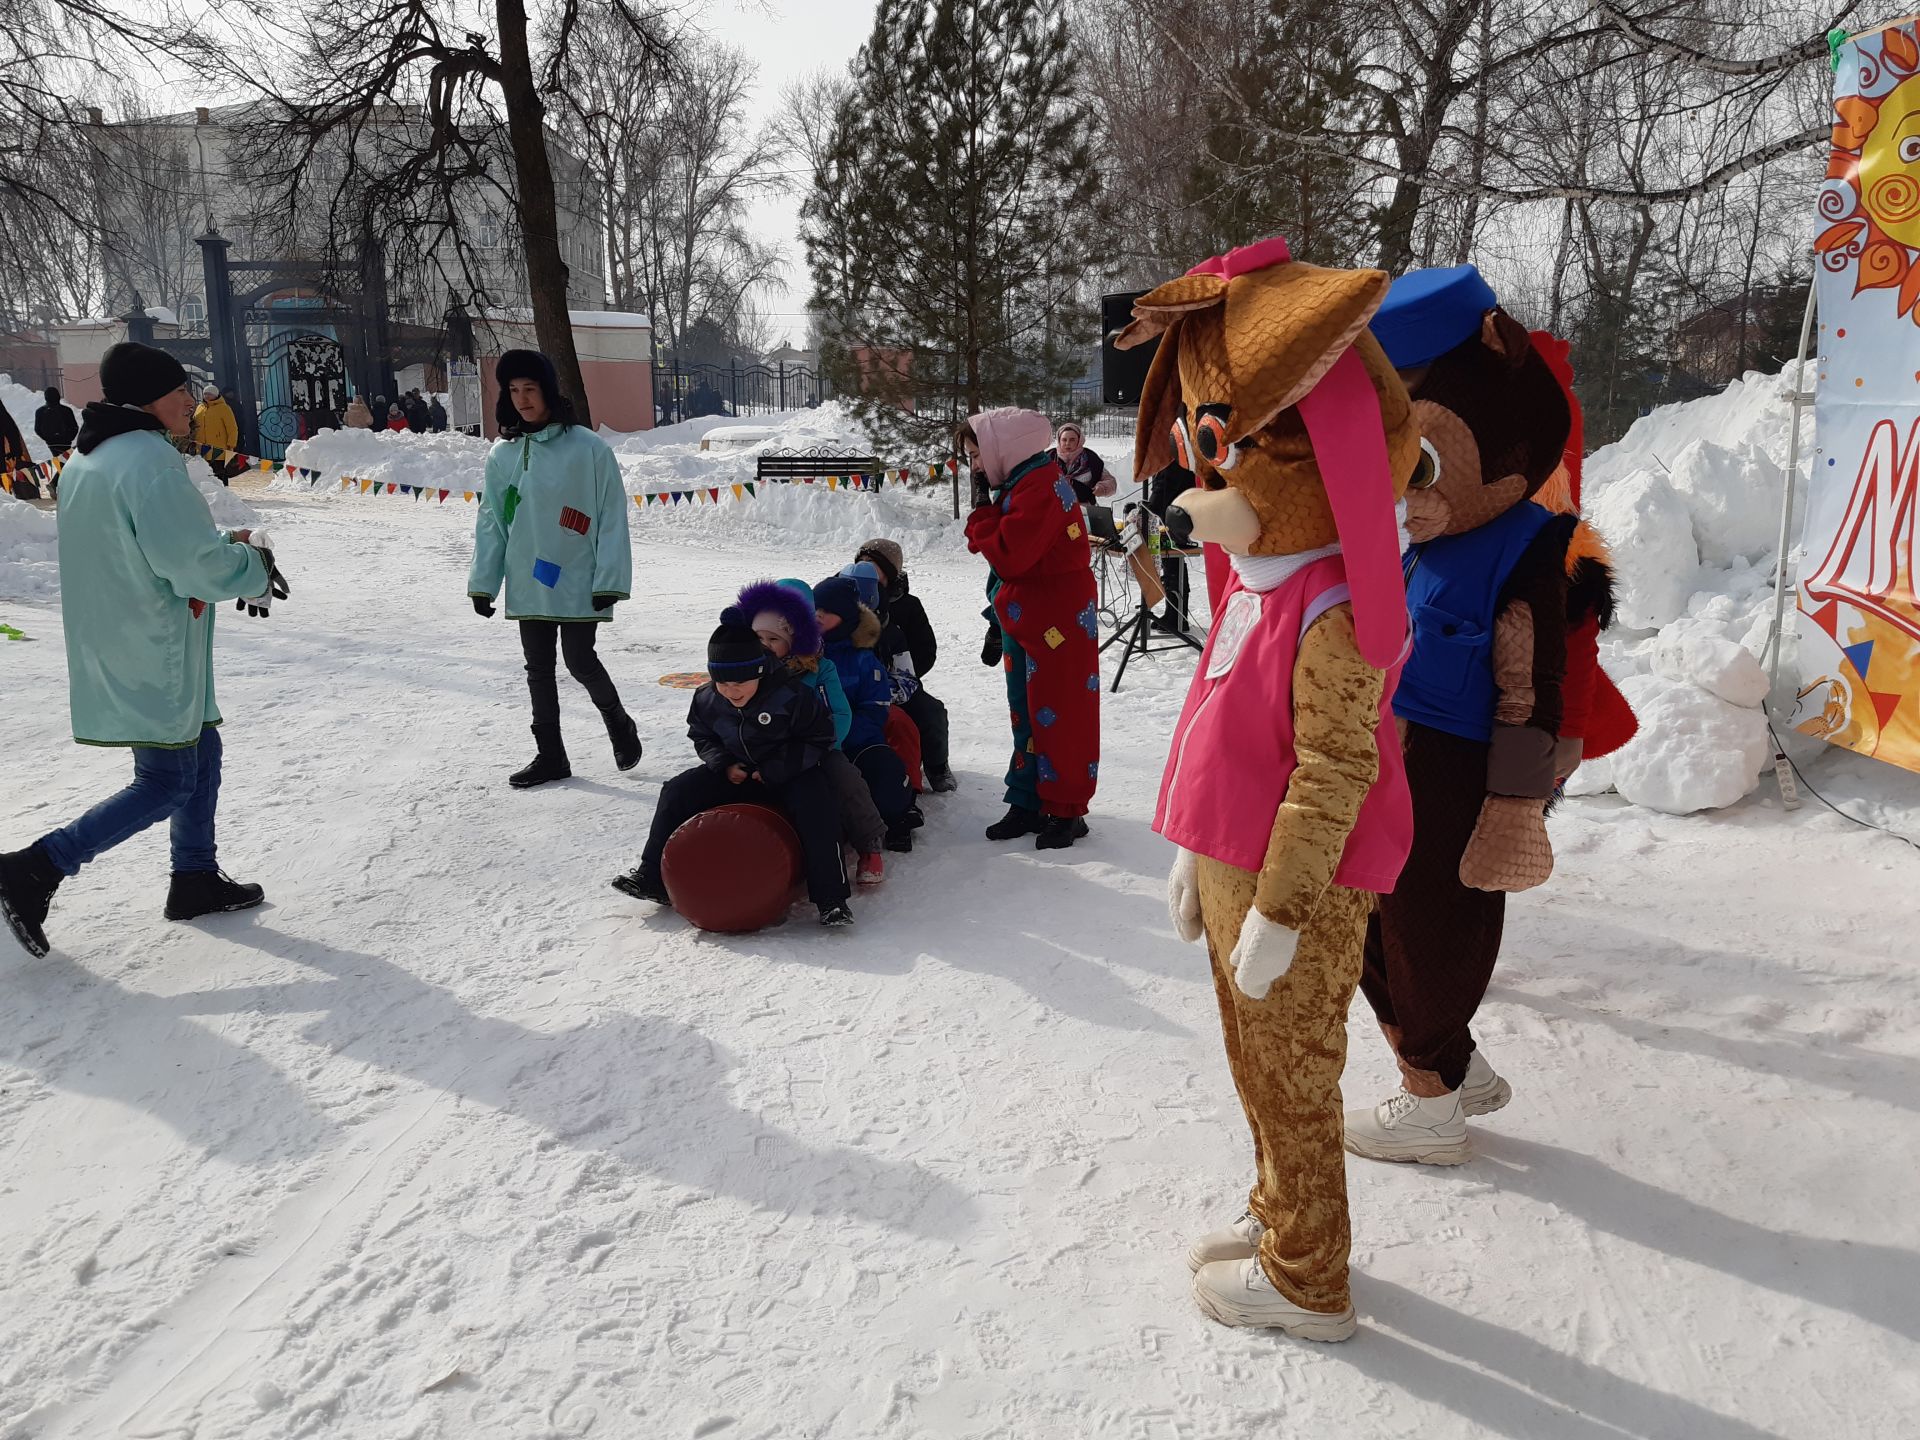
top-left (1131, 315), bottom-right (1187, 479)
top-left (1221, 263), bottom-right (1391, 443)
top-left (1114, 272), bottom-right (1227, 350)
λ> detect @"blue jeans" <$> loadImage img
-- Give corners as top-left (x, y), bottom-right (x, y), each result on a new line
top-left (38, 725), bottom-right (223, 877)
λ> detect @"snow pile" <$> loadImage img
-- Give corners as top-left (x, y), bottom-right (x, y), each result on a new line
top-left (1578, 369), bottom-right (1805, 814)
top-left (279, 427), bottom-right (492, 497)
top-left (0, 491), bottom-right (59, 601)
top-left (188, 458), bottom-right (261, 529)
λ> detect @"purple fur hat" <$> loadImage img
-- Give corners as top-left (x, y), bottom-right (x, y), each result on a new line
top-left (731, 578), bottom-right (824, 657)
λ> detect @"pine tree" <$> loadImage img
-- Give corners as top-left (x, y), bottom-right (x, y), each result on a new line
top-left (803, 0), bottom-right (1105, 447)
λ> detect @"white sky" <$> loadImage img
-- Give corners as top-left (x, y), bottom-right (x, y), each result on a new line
top-left (709, 0), bottom-right (876, 347)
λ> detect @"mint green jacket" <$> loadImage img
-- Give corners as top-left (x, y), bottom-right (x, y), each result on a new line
top-left (56, 429), bottom-right (268, 748)
top-left (467, 424), bottom-right (632, 621)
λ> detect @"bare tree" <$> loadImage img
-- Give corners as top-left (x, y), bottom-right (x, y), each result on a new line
top-left (228, 0), bottom-right (679, 425)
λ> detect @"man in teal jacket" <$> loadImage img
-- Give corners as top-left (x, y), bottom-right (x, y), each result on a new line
top-left (0, 342), bottom-right (283, 958)
top-left (468, 349), bottom-right (640, 787)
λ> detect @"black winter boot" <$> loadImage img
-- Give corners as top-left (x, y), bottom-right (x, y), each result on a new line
top-left (926, 767), bottom-right (958, 793)
top-left (0, 844), bottom-right (63, 958)
top-left (1035, 816), bottom-right (1090, 851)
top-left (607, 712), bottom-right (643, 772)
top-left (164, 869), bottom-right (266, 921)
top-left (510, 725), bottom-right (571, 789)
top-left (611, 867), bottom-right (671, 905)
top-left (984, 805), bottom-right (1042, 841)
top-left (884, 820), bottom-right (915, 853)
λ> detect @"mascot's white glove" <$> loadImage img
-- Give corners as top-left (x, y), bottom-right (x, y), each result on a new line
top-left (1167, 847), bottom-right (1203, 944)
top-left (1229, 909), bottom-right (1300, 1000)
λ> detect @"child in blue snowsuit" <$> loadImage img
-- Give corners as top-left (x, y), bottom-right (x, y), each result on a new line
top-left (814, 575), bottom-right (917, 851)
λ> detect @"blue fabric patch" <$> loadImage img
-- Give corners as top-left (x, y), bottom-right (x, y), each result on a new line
top-left (1077, 602), bottom-right (1098, 639)
top-left (1007, 601), bottom-right (1022, 623)
top-left (1037, 755), bottom-right (1058, 784)
top-left (1026, 655), bottom-right (1038, 680)
top-left (1086, 673), bottom-right (1099, 691)
top-left (1054, 478), bottom-right (1076, 512)
top-left (1087, 761), bottom-right (1099, 780)
top-left (1036, 707), bottom-right (1056, 728)
top-left (532, 557), bottom-right (562, 588)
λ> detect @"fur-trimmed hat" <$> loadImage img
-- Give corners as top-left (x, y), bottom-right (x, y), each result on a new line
top-left (494, 349), bottom-right (577, 436)
top-left (735, 578), bottom-right (823, 657)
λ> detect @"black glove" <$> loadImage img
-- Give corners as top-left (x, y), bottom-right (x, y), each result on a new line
top-left (472, 594), bottom-right (495, 618)
top-left (981, 621), bottom-right (1002, 668)
top-left (235, 545), bottom-right (290, 619)
top-left (592, 594), bottom-right (617, 612)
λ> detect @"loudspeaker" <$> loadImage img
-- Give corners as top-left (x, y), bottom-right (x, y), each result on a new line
top-left (1101, 290), bottom-right (1157, 406)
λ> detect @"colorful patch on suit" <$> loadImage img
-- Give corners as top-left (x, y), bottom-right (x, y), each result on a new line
top-left (1086, 673), bottom-right (1099, 690)
top-left (1053, 478), bottom-right (1076, 511)
top-left (1044, 626), bottom-right (1065, 649)
top-left (1013, 754), bottom-right (1027, 770)
top-left (1026, 654), bottom-right (1039, 679)
top-left (1026, 738), bottom-right (1038, 753)
top-left (1076, 603), bottom-right (1098, 640)
top-left (532, 558), bottom-right (562, 588)
top-left (1010, 708), bottom-right (1023, 728)
top-left (1087, 761), bottom-right (1099, 780)
top-left (558, 505), bottom-right (591, 535)
top-left (1036, 707), bottom-right (1056, 727)
top-left (1007, 601), bottom-right (1022, 623)
top-left (1067, 522), bottom-right (1082, 540)
top-left (1037, 755), bottom-right (1058, 784)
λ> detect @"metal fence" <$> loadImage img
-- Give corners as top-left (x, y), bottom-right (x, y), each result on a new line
top-left (653, 357), bottom-right (834, 426)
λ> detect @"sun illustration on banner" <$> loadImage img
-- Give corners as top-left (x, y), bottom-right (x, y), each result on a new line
top-left (1792, 597), bottom-right (1920, 762)
top-left (1817, 25), bottom-right (1920, 321)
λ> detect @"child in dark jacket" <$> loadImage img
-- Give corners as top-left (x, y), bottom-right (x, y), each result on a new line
top-left (854, 538), bottom-right (955, 791)
top-left (815, 574), bottom-right (916, 850)
top-left (614, 620), bottom-right (851, 925)
top-left (736, 578), bottom-right (889, 885)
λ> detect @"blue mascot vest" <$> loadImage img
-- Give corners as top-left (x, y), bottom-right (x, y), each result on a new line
top-left (1394, 500), bottom-right (1555, 743)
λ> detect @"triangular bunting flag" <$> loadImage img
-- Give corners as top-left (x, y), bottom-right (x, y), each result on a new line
top-left (745, 482), bottom-right (756, 497)
top-left (386, 483), bottom-right (397, 494)
top-left (731, 483), bottom-right (743, 500)
top-left (827, 476), bottom-right (839, 490)
top-left (1872, 689), bottom-right (1903, 727)
top-left (361, 479), bottom-right (373, 494)
top-left (463, 491), bottom-right (474, 502)
top-left (708, 488), bottom-right (719, 503)
top-left (439, 489), bottom-right (449, 503)
top-left (1842, 639), bottom-right (1875, 679)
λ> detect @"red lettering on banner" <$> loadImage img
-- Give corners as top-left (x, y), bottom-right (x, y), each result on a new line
top-left (1804, 416), bottom-right (1920, 643)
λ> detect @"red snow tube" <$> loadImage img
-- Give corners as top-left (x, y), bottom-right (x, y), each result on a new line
top-left (661, 803), bottom-right (804, 933)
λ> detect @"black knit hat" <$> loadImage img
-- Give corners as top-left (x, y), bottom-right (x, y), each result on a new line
top-left (494, 348), bottom-right (576, 436)
top-left (99, 341), bottom-right (189, 407)
top-left (708, 621), bottom-right (769, 683)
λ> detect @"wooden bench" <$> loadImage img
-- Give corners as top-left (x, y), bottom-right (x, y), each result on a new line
top-left (754, 449), bottom-right (883, 486)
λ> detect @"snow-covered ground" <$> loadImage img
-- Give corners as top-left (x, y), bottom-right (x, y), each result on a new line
top-left (2, 402), bottom-right (1919, 1439)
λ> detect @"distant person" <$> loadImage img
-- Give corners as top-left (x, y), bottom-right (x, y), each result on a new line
top-left (1, 402), bottom-right (36, 497)
top-left (343, 394), bottom-right (372, 428)
top-left (686, 380), bottom-right (726, 418)
top-left (384, 404), bottom-right (408, 433)
top-left (404, 390), bottom-right (429, 432)
top-left (0, 341), bottom-right (286, 959)
top-left (370, 394), bottom-right (390, 428)
top-left (34, 386), bottom-right (78, 455)
top-left (1053, 421), bottom-right (1115, 505)
top-left (427, 395), bottom-right (448, 432)
top-left (191, 384), bottom-right (238, 456)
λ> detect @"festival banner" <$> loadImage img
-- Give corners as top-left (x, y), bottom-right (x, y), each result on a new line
top-left (1795, 19), bottom-right (1920, 774)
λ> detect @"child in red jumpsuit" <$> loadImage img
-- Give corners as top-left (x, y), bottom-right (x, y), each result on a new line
top-left (961, 408), bottom-right (1100, 850)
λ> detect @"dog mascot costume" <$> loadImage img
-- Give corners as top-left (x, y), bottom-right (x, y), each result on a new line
top-left (1343, 264), bottom-right (1582, 1166)
top-left (1119, 236), bottom-right (1420, 1341)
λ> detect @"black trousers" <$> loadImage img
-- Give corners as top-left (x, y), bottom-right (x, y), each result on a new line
top-left (899, 687), bottom-right (950, 774)
top-left (639, 763), bottom-right (849, 910)
top-left (849, 742), bottom-right (913, 825)
top-left (519, 619), bottom-right (628, 743)
top-left (1161, 553), bottom-right (1191, 629)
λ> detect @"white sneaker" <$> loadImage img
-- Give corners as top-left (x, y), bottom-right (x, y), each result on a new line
top-left (1191, 1257), bottom-right (1356, 1341)
top-left (1186, 1210), bottom-right (1265, 1273)
top-left (1343, 1089), bottom-right (1470, 1165)
top-left (1460, 1048), bottom-right (1512, 1117)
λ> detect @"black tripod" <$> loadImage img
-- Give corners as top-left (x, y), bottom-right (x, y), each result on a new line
top-left (1099, 548), bottom-right (1201, 692)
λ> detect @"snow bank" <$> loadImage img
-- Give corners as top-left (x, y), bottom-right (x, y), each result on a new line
top-left (280, 427), bottom-right (492, 497)
top-left (0, 491), bottom-right (59, 601)
top-left (1578, 368), bottom-right (1808, 812)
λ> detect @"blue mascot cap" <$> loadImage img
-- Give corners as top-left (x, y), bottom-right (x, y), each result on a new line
top-left (1370, 264), bottom-right (1499, 370)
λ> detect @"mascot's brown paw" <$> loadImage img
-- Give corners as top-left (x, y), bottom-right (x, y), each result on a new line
top-left (1459, 794), bottom-right (1553, 892)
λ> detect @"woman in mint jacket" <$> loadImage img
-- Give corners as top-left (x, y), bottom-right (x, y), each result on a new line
top-left (468, 350), bottom-right (640, 788)
top-left (0, 343), bottom-right (282, 958)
